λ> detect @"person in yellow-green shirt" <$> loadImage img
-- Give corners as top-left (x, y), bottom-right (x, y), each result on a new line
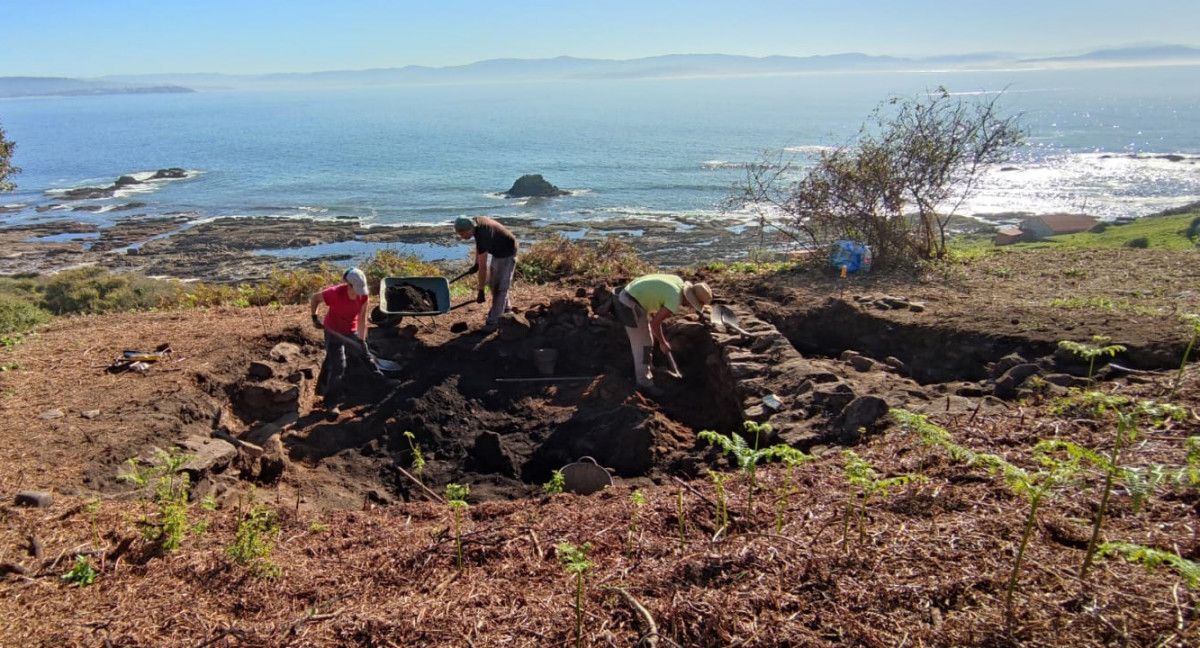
top-left (614, 274), bottom-right (712, 396)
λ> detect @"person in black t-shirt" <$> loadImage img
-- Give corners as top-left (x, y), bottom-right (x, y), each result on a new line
top-left (454, 216), bottom-right (519, 330)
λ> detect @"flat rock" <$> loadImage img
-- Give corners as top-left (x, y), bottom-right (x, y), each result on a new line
top-left (269, 342), bottom-right (303, 363)
top-left (839, 395), bottom-right (891, 442)
top-left (13, 490), bottom-right (53, 508)
top-left (80, 409), bottom-right (101, 419)
top-left (849, 355), bottom-right (877, 372)
top-left (176, 436), bottom-right (238, 475)
top-left (39, 409), bottom-right (64, 420)
top-left (994, 363), bottom-right (1041, 400)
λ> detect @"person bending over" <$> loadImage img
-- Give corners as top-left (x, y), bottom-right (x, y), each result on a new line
top-left (614, 273), bottom-right (712, 396)
top-left (454, 216), bottom-right (518, 331)
top-left (308, 267), bottom-right (370, 415)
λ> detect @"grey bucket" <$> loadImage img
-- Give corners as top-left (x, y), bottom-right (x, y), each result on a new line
top-left (560, 456), bottom-right (612, 495)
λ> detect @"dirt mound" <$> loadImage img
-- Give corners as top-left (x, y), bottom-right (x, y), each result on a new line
top-left (385, 283), bottom-right (438, 313)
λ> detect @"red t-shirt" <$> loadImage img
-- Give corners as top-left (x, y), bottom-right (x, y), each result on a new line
top-left (322, 284), bottom-right (367, 335)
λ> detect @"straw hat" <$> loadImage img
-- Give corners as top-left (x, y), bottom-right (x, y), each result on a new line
top-left (682, 281), bottom-right (712, 313)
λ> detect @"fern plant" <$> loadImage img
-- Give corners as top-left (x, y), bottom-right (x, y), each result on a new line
top-left (228, 502), bottom-right (281, 577)
top-left (841, 450), bottom-right (924, 548)
top-left (1174, 313), bottom-right (1200, 396)
top-left (700, 421), bottom-right (812, 514)
top-left (892, 409), bottom-right (1084, 628)
top-left (627, 489), bottom-right (646, 555)
top-left (118, 448), bottom-right (204, 552)
top-left (402, 430), bottom-right (425, 477)
top-left (774, 449), bottom-right (816, 533)
top-left (1180, 437), bottom-right (1200, 487)
top-left (446, 483), bottom-right (470, 571)
top-left (556, 542), bottom-right (594, 648)
top-left (1099, 542), bottom-right (1200, 589)
top-left (676, 488), bottom-right (688, 552)
top-left (707, 470), bottom-right (729, 534)
top-left (1057, 335), bottom-right (1126, 383)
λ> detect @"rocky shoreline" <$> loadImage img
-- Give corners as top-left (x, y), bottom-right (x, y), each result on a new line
top-left (0, 213), bottom-right (768, 282)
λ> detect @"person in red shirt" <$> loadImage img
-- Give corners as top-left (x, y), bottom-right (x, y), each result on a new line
top-left (308, 267), bottom-right (371, 415)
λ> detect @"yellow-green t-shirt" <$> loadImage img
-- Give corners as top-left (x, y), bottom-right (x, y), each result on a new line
top-left (625, 274), bottom-right (685, 314)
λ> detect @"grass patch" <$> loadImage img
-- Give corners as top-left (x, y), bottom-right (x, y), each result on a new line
top-left (1047, 296), bottom-right (1159, 317)
top-left (517, 234), bottom-right (650, 283)
top-left (0, 293), bottom-right (50, 337)
top-left (1018, 211), bottom-right (1199, 251)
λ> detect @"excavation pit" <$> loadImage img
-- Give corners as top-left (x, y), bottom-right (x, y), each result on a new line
top-left (251, 298), bottom-right (746, 506)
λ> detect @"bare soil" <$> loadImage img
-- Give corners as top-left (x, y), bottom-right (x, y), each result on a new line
top-left (1, 248), bottom-right (1199, 646)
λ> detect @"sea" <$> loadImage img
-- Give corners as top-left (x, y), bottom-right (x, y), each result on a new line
top-left (2, 65), bottom-right (1200, 252)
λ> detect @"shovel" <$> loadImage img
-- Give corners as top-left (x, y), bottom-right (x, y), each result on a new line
top-left (711, 304), bottom-right (753, 336)
top-left (322, 328), bottom-right (404, 376)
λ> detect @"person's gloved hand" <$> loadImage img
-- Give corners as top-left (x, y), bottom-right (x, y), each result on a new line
top-left (476, 289), bottom-right (487, 304)
top-left (311, 314), bottom-right (323, 330)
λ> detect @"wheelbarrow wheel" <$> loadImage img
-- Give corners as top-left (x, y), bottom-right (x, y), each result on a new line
top-left (370, 306), bottom-right (404, 327)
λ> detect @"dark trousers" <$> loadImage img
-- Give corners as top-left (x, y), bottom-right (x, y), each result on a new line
top-left (321, 331), bottom-right (351, 406)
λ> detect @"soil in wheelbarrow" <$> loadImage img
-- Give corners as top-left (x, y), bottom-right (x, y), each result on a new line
top-left (385, 283), bottom-right (439, 313)
top-left (276, 289), bottom-right (744, 506)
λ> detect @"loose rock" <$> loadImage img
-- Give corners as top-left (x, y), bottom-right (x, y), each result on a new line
top-left (14, 491), bottom-right (53, 508)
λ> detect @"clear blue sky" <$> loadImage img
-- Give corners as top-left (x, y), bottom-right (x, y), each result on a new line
top-left (3, 0), bottom-right (1198, 77)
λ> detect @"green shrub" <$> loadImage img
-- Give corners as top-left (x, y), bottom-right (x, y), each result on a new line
top-left (42, 267), bottom-right (183, 315)
top-left (0, 293), bottom-right (50, 336)
top-left (517, 234), bottom-right (650, 283)
top-left (1123, 236), bottom-right (1150, 249)
top-left (228, 503), bottom-right (282, 577)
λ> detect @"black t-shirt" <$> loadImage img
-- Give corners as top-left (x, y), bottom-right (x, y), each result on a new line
top-left (473, 217), bottom-right (518, 258)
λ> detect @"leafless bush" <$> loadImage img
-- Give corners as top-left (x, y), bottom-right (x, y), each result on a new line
top-left (731, 88), bottom-right (1023, 269)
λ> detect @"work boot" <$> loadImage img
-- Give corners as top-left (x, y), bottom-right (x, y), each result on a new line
top-left (636, 382), bottom-right (664, 398)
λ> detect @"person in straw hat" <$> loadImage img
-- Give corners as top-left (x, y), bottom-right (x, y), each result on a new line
top-left (614, 273), bottom-right (712, 396)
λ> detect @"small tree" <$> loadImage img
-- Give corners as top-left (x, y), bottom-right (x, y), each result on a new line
top-left (731, 88), bottom-right (1022, 266)
top-left (0, 120), bottom-right (18, 192)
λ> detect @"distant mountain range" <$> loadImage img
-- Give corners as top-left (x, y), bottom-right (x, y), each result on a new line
top-left (3, 45), bottom-right (1198, 96)
top-left (0, 77), bottom-right (193, 98)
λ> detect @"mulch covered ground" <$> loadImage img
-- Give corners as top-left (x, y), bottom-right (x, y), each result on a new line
top-left (2, 253), bottom-right (1199, 646)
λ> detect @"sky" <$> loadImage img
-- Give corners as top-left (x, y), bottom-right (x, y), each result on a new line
top-left (3, 0), bottom-right (1199, 77)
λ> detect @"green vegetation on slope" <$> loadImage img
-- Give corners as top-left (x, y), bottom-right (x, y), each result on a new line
top-left (1021, 211), bottom-right (1200, 251)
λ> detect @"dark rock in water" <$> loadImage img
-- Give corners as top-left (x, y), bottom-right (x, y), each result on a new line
top-left (502, 174), bottom-right (569, 198)
top-left (114, 175), bottom-right (141, 187)
top-left (151, 167), bottom-right (188, 180)
top-left (110, 201), bottom-right (147, 212)
top-left (385, 284), bottom-right (438, 313)
top-left (61, 186), bottom-right (115, 200)
top-left (71, 205), bottom-right (103, 212)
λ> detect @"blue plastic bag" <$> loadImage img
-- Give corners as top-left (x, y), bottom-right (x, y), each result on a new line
top-left (829, 240), bottom-right (873, 274)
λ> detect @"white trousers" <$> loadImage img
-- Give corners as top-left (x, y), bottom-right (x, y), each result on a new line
top-left (618, 289), bottom-right (654, 386)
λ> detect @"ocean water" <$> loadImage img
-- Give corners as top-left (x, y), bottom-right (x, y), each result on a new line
top-left (2, 65), bottom-right (1200, 234)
